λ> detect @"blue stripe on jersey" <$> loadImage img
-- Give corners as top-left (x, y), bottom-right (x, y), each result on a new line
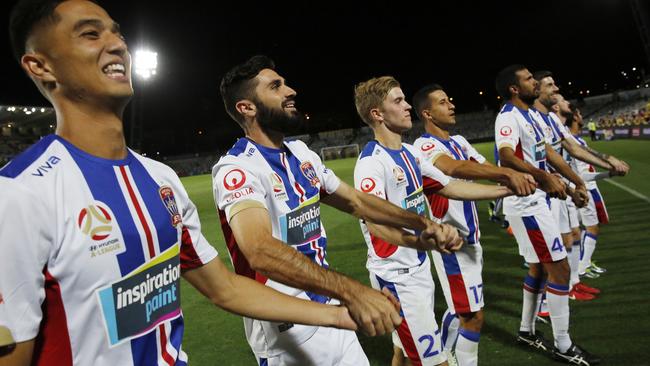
top-left (359, 140), bottom-right (378, 159)
top-left (500, 103), bottom-right (515, 114)
top-left (374, 275), bottom-right (404, 317)
top-left (61, 141), bottom-right (146, 274)
top-left (285, 148), bottom-right (320, 202)
top-left (227, 138), bottom-right (249, 157)
top-left (536, 111), bottom-right (561, 142)
top-left (383, 145), bottom-right (421, 195)
top-left (417, 250), bottom-right (427, 264)
top-left (127, 156), bottom-right (179, 253)
top-left (0, 134), bottom-right (57, 178)
top-left (169, 317), bottom-right (184, 363)
top-left (463, 201), bottom-right (478, 245)
top-left (252, 143), bottom-right (302, 209)
top-left (521, 216), bottom-right (540, 231)
top-left (294, 238), bottom-right (329, 268)
top-left (130, 332), bottom-right (159, 366)
top-left (441, 252), bottom-right (462, 275)
top-left (259, 358), bottom-right (269, 366)
top-left (493, 144), bottom-right (500, 164)
top-left (305, 291), bottom-right (329, 304)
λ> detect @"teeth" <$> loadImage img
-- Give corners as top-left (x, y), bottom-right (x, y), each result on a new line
top-left (103, 63), bottom-right (125, 74)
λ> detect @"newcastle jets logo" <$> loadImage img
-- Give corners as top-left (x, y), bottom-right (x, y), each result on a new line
top-left (159, 186), bottom-right (182, 227)
top-left (300, 161), bottom-right (320, 187)
top-left (223, 169), bottom-right (247, 191)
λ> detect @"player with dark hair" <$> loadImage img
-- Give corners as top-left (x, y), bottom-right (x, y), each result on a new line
top-left (0, 1), bottom-right (364, 365)
top-left (411, 83), bottom-right (536, 366)
top-left (215, 56), bottom-right (462, 365)
top-left (493, 65), bottom-right (600, 365)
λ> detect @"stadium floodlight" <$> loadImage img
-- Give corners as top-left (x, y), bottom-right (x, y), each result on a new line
top-left (133, 50), bottom-right (158, 80)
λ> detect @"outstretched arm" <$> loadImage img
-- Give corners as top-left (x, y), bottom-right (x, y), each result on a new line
top-left (498, 146), bottom-right (567, 199)
top-left (437, 180), bottom-right (513, 201)
top-left (561, 137), bottom-right (612, 171)
top-left (182, 258), bottom-right (357, 330)
top-left (225, 204), bottom-right (401, 336)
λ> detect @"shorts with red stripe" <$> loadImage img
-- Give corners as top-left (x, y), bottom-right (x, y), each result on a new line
top-left (507, 209), bottom-right (566, 264)
top-left (551, 197), bottom-right (579, 234)
top-left (579, 186), bottom-right (609, 227)
top-left (431, 244), bottom-right (484, 314)
top-left (369, 260), bottom-right (446, 366)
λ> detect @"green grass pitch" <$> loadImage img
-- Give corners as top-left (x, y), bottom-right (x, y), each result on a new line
top-left (179, 139), bottom-right (650, 365)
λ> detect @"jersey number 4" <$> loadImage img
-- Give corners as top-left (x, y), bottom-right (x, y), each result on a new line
top-left (551, 238), bottom-right (563, 252)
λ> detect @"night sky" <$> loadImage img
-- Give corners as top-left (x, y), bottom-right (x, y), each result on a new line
top-left (1, 0), bottom-right (648, 156)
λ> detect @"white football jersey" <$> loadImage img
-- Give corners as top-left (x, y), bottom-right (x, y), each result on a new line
top-left (212, 138), bottom-right (340, 358)
top-left (532, 109), bottom-right (567, 155)
top-left (566, 134), bottom-right (598, 190)
top-left (413, 134), bottom-right (483, 244)
top-left (0, 135), bottom-right (217, 366)
top-left (353, 141), bottom-right (450, 280)
top-left (494, 103), bottom-right (549, 216)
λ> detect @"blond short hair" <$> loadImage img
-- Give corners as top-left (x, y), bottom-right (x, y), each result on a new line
top-left (354, 76), bottom-right (400, 125)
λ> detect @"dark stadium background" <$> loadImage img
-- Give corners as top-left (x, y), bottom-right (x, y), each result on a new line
top-left (0, 0), bottom-right (648, 157)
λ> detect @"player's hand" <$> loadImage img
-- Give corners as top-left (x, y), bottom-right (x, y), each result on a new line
top-left (419, 222), bottom-right (463, 253)
top-left (570, 185), bottom-right (590, 208)
top-left (344, 283), bottom-right (402, 337)
top-left (607, 156), bottom-right (629, 176)
top-left (333, 306), bottom-right (358, 331)
top-left (539, 172), bottom-right (567, 199)
top-left (503, 169), bottom-right (537, 196)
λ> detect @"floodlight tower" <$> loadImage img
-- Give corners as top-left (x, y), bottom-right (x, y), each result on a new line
top-left (129, 49), bottom-right (158, 152)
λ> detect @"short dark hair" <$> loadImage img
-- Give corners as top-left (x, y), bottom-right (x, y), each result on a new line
top-left (566, 103), bottom-right (579, 126)
top-left (533, 70), bottom-right (553, 82)
top-left (220, 55), bottom-right (275, 125)
top-left (9, 0), bottom-right (68, 63)
top-left (412, 83), bottom-right (444, 120)
top-left (495, 64), bottom-right (527, 100)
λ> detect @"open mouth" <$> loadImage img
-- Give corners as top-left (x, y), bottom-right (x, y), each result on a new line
top-left (102, 63), bottom-right (127, 81)
top-left (282, 100), bottom-right (297, 110)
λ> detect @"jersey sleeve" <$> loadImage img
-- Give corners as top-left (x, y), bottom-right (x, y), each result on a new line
top-left (454, 135), bottom-right (487, 163)
top-left (354, 157), bottom-right (387, 200)
top-left (0, 182), bottom-right (52, 342)
top-left (495, 112), bottom-right (520, 151)
top-left (170, 175), bottom-right (219, 271)
top-left (415, 137), bottom-right (448, 164)
top-left (213, 162), bottom-right (268, 223)
top-left (416, 149), bottom-right (451, 192)
top-left (309, 150), bottom-right (341, 195)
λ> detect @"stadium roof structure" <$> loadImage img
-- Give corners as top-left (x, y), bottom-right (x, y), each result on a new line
top-left (0, 104), bottom-right (55, 132)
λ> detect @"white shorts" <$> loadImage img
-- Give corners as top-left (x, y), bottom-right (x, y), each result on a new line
top-left (257, 326), bottom-right (368, 366)
top-left (558, 197), bottom-right (580, 234)
top-left (370, 261), bottom-right (446, 366)
top-left (431, 244), bottom-right (484, 314)
top-left (507, 208), bottom-right (566, 264)
top-left (579, 186), bottom-right (609, 227)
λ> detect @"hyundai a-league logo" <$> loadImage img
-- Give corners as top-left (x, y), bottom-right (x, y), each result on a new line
top-left (78, 202), bottom-right (113, 241)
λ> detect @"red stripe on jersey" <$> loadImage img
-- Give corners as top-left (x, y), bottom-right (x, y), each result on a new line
top-left (294, 182), bottom-right (306, 203)
top-left (425, 190), bottom-right (449, 220)
top-left (219, 210), bottom-right (268, 284)
top-left (370, 233), bottom-right (398, 258)
top-left (526, 229), bottom-right (553, 263)
top-left (401, 152), bottom-right (419, 189)
top-left (396, 318), bottom-right (423, 366)
top-left (515, 141), bottom-right (524, 161)
top-left (180, 225), bottom-right (203, 271)
top-left (595, 201), bottom-right (609, 224)
top-left (33, 269), bottom-right (72, 366)
top-left (119, 166), bottom-right (156, 258)
top-left (422, 176), bottom-right (444, 194)
top-left (159, 324), bottom-right (175, 366)
top-left (448, 274), bottom-right (472, 314)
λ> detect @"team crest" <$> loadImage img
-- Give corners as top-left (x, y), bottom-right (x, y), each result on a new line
top-left (300, 161), bottom-right (320, 187)
top-left (393, 166), bottom-right (406, 184)
top-left (159, 186), bottom-right (182, 227)
top-left (270, 172), bottom-right (288, 200)
top-left (525, 124), bottom-right (535, 136)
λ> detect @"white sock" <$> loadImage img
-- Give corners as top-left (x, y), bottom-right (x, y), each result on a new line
top-left (580, 232), bottom-right (598, 273)
top-left (456, 328), bottom-right (480, 366)
top-left (568, 243), bottom-right (581, 288)
top-left (441, 309), bottom-right (460, 351)
top-left (546, 282), bottom-right (572, 352)
top-left (521, 274), bottom-right (543, 333)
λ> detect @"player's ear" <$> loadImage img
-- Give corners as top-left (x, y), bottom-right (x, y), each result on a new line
top-left (509, 84), bottom-right (519, 97)
top-left (369, 107), bottom-right (383, 124)
top-left (22, 52), bottom-right (56, 86)
top-left (235, 100), bottom-right (256, 119)
top-left (420, 108), bottom-right (431, 121)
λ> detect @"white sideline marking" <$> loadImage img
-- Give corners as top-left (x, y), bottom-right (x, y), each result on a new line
top-left (603, 179), bottom-right (650, 204)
